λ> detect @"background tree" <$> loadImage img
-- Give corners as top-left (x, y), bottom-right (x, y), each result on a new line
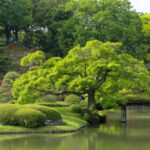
top-left (0, 40), bottom-right (9, 78)
top-left (135, 14), bottom-right (150, 70)
top-left (57, 0), bottom-right (142, 56)
top-left (0, 0), bottom-right (33, 42)
top-left (24, 0), bottom-right (70, 56)
top-left (12, 40), bottom-right (150, 106)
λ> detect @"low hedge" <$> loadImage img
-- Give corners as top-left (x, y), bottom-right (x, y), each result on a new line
top-left (0, 104), bottom-right (19, 125)
top-left (39, 102), bottom-right (68, 107)
top-left (0, 104), bottom-right (62, 128)
top-left (15, 108), bottom-right (46, 128)
top-left (23, 104), bottom-right (62, 121)
top-left (65, 94), bottom-right (81, 105)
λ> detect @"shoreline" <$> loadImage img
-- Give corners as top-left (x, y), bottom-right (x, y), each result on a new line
top-left (0, 124), bottom-right (87, 135)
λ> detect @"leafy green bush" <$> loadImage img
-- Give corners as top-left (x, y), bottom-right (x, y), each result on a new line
top-left (14, 108), bottom-right (46, 128)
top-left (38, 95), bottom-right (57, 103)
top-left (2, 71), bottom-right (20, 86)
top-left (64, 94), bottom-right (81, 105)
top-left (39, 102), bottom-right (68, 107)
top-left (0, 71), bottom-right (20, 103)
top-left (71, 105), bottom-right (82, 114)
top-left (84, 105), bottom-right (106, 124)
top-left (8, 100), bottom-right (17, 104)
top-left (0, 91), bottom-right (12, 103)
top-left (0, 104), bottom-right (62, 128)
top-left (71, 102), bottom-right (88, 114)
top-left (24, 104), bottom-right (62, 121)
top-left (0, 104), bottom-right (19, 125)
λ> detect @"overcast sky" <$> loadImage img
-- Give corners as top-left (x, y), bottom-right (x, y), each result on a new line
top-left (130, 0), bottom-right (150, 13)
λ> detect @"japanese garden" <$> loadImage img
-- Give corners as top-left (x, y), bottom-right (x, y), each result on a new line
top-left (0, 0), bottom-right (150, 150)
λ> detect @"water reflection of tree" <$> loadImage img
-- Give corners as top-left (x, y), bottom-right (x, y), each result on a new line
top-left (0, 135), bottom-right (64, 150)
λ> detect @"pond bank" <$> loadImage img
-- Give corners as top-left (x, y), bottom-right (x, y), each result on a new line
top-left (0, 116), bottom-right (87, 135)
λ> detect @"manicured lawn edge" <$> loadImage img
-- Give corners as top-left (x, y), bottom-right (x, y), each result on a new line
top-left (0, 125), bottom-right (87, 135)
top-left (0, 116), bottom-right (87, 134)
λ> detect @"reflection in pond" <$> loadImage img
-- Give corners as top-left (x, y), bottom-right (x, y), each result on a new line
top-left (99, 124), bottom-right (121, 136)
top-left (0, 110), bottom-right (150, 150)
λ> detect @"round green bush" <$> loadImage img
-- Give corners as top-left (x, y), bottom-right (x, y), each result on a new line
top-left (8, 100), bottom-right (17, 104)
top-left (24, 104), bottom-right (62, 121)
top-left (64, 94), bottom-right (81, 105)
top-left (2, 71), bottom-right (20, 87)
top-left (0, 104), bottom-right (19, 125)
top-left (0, 71), bottom-right (20, 103)
top-left (71, 102), bottom-right (88, 114)
top-left (14, 108), bottom-right (46, 128)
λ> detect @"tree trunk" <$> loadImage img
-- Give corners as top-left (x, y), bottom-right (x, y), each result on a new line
top-left (4, 25), bottom-right (11, 43)
top-left (88, 91), bottom-right (96, 107)
top-left (14, 27), bottom-right (18, 41)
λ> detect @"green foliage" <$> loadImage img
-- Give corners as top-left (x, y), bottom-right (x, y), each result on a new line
top-left (39, 102), bottom-right (68, 107)
top-left (0, 92), bottom-right (12, 103)
top-left (23, 104), bottom-right (62, 121)
top-left (2, 71), bottom-right (20, 86)
top-left (0, 104), bottom-right (19, 125)
top-left (31, 0), bottom-right (70, 56)
top-left (12, 40), bottom-right (150, 108)
top-left (14, 108), bottom-right (46, 128)
top-left (38, 95), bottom-right (57, 103)
top-left (0, 0), bottom-right (33, 41)
top-left (0, 71), bottom-right (20, 103)
top-left (141, 14), bottom-right (150, 38)
top-left (0, 104), bottom-right (62, 128)
top-left (21, 51), bottom-right (45, 67)
top-left (65, 94), bottom-right (81, 105)
top-left (136, 14), bottom-right (150, 70)
top-left (84, 105), bottom-right (106, 124)
top-left (71, 102), bottom-right (88, 114)
top-left (8, 100), bottom-right (17, 104)
top-left (57, 0), bottom-right (142, 55)
top-left (0, 41), bottom-right (9, 76)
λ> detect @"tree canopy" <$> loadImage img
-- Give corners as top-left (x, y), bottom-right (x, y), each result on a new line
top-left (12, 40), bottom-right (150, 107)
top-left (57, 0), bottom-right (142, 56)
top-left (0, 0), bottom-right (33, 41)
top-left (135, 13), bottom-right (150, 70)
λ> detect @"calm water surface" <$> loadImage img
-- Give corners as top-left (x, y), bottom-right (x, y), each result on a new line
top-left (0, 110), bottom-right (150, 150)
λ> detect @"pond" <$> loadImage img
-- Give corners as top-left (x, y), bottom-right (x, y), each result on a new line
top-left (0, 110), bottom-right (150, 150)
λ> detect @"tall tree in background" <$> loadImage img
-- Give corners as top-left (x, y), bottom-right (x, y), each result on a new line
top-left (27, 0), bottom-right (70, 56)
top-left (136, 13), bottom-right (150, 69)
top-left (0, 0), bottom-right (33, 42)
top-left (57, 0), bottom-right (142, 56)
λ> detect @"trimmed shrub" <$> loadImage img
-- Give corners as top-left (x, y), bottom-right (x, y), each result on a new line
top-left (71, 102), bottom-right (88, 114)
top-left (38, 95), bottom-right (57, 103)
top-left (0, 104), bottom-right (62, 128)
top-left (0, 104), bottom-right (19, 125)
top-left (2, 71), bottom-right (20, 86)
top-left (24, 104), bottom-right (62, 121)
top-left (39, 102), bottom-right (68, 107)
top-left (64, 94), bottom-right (81, 105)
top-left (8, 100), bottom-right (17, 104)
top-left (14, 108), bottom-right (46, 128)
top-left (0, 71), bottom-right (20, 103)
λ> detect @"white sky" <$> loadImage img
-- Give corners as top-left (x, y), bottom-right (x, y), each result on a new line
top-left (130, 0), bottom-right (150, 13)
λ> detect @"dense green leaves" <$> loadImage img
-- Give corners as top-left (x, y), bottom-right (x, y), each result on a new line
top-left (0, 72), bottom-right (20, 103)
top-left (57, 0), bottom-right (142, 55)
top-left (12, 40), bottom-right (150, 107)
top-left (0, 0), bottom-right (33, 41)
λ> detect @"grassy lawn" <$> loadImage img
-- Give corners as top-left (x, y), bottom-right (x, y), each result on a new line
top-left (0, 107), bottom-right (87, 133)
